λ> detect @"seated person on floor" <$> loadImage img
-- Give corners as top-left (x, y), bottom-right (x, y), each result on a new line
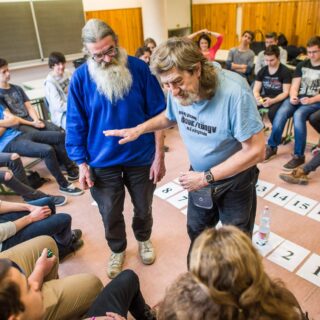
top-left (253, 45), bottom-right (292, 124)
top-left (254, 32), bottom-right (288, 75)
top-left (264, 36), bottom-right (320, 170)
top-left (187, 28), bottom-right (223, 61)
top-left (0, 152), bottom-right (66, 206)
top-left (0, 198), bottom-right (83, 259)
top-left (0, 106), bottom-right (83, 196)
top-left (135, 46), bottom-right (152, 65)
top-left (158, 226), bottom-right (307, 320)
top-left (44, 52), bottom-right (72, 130)
top-left (0, 235), bottom-right (103, 320)
top-left (0, 58), bottom-right (61, 133)
top-left (226, 30), bottom-right (255, 81)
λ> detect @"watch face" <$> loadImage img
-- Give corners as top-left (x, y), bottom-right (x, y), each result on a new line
top-left (205, 171), bottom-right (214, 183)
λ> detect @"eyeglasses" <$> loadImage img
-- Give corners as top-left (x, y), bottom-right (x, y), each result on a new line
top-left (307, 50), bottom-right (320, 55)
top-left (91, 47), bottom-right (118, 62)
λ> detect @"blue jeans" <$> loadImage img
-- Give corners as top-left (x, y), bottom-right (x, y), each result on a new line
top-left (268, 98), bottom-right (320, 156)
top-left (187, 166), bottom-right (259, 261)
top-left (90, 165), bottom-right (156, 253)
top-left (0, 197), bottom-right (73, 258)
top-left (3, 131), bottom-right (71, 187)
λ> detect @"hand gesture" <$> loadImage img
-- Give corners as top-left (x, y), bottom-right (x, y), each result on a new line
top-left (300, 97), bottom-right (312, 105)
top-left (29, 205), bottom-right (51, 222)
top-left (149, 155), bottom-right (166, 183)
top-left (79, 163), bottom-right (94, 190)
top-left (262, 97), bottom-right (273, 108)
top-left (35, 248), bottom-right (56, 277)
top-left (33, 120), bottom-right (45, 128)
top-left (290, 96), bottom-right (300, 105)
top-left (179, 171), bottom-right (207, 192)
top-left (103, 127), bottom-right (143, 145)
top-left (105, 312), bottom-right (126, 320)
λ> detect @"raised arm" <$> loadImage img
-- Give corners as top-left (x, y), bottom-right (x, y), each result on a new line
top-left (103, 111), bottom-right (176, 145)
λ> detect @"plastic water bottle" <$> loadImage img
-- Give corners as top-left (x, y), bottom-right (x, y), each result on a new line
top-left (257, 206), bottom-right (271, 246)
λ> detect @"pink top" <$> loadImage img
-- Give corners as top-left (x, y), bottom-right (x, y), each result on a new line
top-left (202, 34), bottom-right (224, 61)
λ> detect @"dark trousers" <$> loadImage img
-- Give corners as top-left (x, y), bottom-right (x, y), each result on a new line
top-left (0, 152), bottom-right (46, 200)
top-left (85, 270), bottom-right (150, 319)
top-left (0, 197), bottom-right (73, 258)
top-left (3, 131), bottom-right (71, 187)
top-left (18, 119), bottom-right (62, 133)
top-left (90, 165), bottom-right (156, 253)
top-left (304, 152), bottom-right (320, 174)
top-left (187, 166), bottom-right (259, 261)
top-left (309, 109), bottom-right (320, 134)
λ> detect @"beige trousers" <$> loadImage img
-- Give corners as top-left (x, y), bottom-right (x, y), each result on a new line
top-left (0, 235), bottom-right (103, 320)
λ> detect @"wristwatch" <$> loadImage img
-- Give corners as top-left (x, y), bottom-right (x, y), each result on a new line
top-left (204, 170), bottom-right (215, 184)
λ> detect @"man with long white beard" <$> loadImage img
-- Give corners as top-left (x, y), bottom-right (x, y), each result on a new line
top-left (66, 19), bottom-right (166, 279)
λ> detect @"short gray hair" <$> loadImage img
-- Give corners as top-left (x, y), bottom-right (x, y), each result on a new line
top-left (82, 19), bottom-right (117, 44)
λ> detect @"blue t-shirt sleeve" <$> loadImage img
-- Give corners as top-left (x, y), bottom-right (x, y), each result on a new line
top-left (165, 94), bottom-right (177, 122)
top-left (230, 86), bottom-right (264, 142)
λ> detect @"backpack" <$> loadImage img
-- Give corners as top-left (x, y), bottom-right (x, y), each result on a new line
top-left (26, 170), bottom-right (50, 189)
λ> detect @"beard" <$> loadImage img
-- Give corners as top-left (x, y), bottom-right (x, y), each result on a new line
top-left (88, 48), bottom-right (133, 102)
top-left (173, 91), bottom-right (199, 106)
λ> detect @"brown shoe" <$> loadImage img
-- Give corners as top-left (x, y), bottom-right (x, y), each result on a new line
top-left (279, 167), bottom-right (309, 185)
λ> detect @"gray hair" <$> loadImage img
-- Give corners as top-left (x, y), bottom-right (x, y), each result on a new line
top-left (82, 19), bottom-right (117, 44)
top-left (150, 37), bottom-right (218, 99)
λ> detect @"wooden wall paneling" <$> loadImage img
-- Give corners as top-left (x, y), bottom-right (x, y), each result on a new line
top-left (295, 0), bottom-right (320, 46)
top-left (242, 2), bottom-right (298, 45)
top-left (192, 4), bottom-right (238, 49)
top-left (85, 8), bottom-right (143, 55)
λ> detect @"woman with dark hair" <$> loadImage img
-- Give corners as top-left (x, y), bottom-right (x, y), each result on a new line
top-left (188, 28), bottom-right (223, 61)
top-left (135, 46), bottom-right (152, 65)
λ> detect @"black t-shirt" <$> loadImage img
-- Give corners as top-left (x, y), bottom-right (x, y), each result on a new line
top-left (256, 63), bottom-right (292, 98)
top-left (0, 84), bottom-right (30, 118)
top-left (294, 59), bottom-right (320, 97)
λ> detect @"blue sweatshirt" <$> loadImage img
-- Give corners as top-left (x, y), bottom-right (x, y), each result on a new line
top-left (66, 56), bottom-right (165, 168)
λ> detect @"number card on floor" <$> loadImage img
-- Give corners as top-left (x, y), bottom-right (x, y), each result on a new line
top-left (154, 182), bottom-right (183, 200)
top-left (267, 240), bottom-right (310, 272)
top-left (253, 232), bottom-right (284, 257)
top-left (307, 203), bottom-right (320, 222)
top-left (296, 253), bottom-right (320, 287)
top-left (167, 190), bottom-right (188, 209)
top-left (284, 195), bottom-right (318, 216)
top-left (256, 179), bottom-right (275, 198)
top-left (264, 187), bottom-right (296, 207)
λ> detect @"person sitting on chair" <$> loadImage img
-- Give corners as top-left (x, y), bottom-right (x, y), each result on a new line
top-left (253, 45), bottom-right (292, 124)
top-left (0, 152), bottom-right (66, 206)
top-left (44, 52), bottom-right (72, 130)
top-left (0, 197), bottom-right (83, 259)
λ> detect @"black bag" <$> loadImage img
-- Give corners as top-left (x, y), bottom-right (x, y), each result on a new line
top-left (250, 30), bottom-right (265, 55)
top-left (26, 170), bottom-right (50, 189)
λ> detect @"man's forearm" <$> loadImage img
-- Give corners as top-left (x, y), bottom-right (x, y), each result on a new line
top-left (155, 130), bottom-right (165, 157)
top-left (137, 111), bottom-right (175, 134)
top-left (210, 131), bottom-right (265, 181)
top-left (0, 201), bottom-right (30, 214)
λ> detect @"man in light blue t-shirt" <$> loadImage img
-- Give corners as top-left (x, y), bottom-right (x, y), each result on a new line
top-left (105, 38), bottom-right (265, 260)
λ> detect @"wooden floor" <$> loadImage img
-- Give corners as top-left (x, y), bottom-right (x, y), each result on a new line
top-left (1, 125), bottom-right (320, 319)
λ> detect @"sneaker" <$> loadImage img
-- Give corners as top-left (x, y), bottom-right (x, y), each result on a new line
top-left (138, 239), bottom-right (156, 265)
top-left (264, 145), bottom-right (277, 162)
top-left (279, 167), bottom-right (309, 185)
top-left (71, 229), bottom-right (82, 242)
top-left (59, 183), bottom-right (84, 196)
top-left (48, 195), bottom-right (67, 207)
top-left (283, 155), bottom-right (305, 171)
top-left (67, 166), bottom-right (79, 182)
top-left (107, 251), bottom-right (125, 279)
top-left (60, 239), bottom-right (84, 261)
